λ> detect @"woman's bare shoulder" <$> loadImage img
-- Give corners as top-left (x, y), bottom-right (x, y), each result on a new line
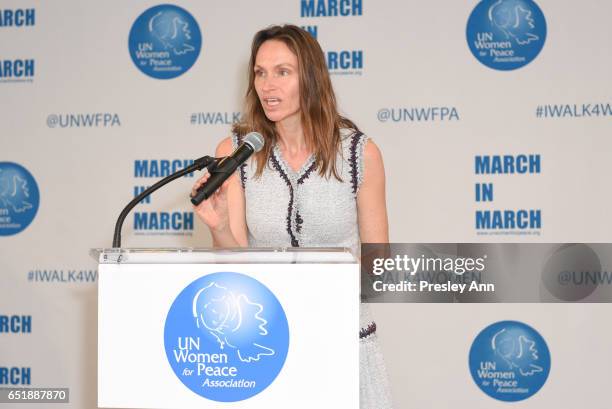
top-left (216, 136), bottom-right (234, 156)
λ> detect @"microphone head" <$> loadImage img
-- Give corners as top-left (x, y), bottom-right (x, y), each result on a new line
top-left (243, 132), bottom-right (265, 152)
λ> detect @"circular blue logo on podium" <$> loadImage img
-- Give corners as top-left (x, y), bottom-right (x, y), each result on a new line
top-left (164, 272), bottom-right (289, 402)
top-left (129, 4), bottom-right (202, 79)
top-left (469, 320), bottom-right (551, 401)
top-left (0, 162), bottom-right (39, 236)
top-left (466, 0), bottom-right (547, 70)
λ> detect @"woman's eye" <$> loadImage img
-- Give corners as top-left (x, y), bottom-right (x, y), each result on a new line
top-left (255, 70), bottom-right (265, 77)
top-left (279, 70), bottom-right (289, 76)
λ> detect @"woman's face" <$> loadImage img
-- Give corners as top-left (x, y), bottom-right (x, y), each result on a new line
top-left (254, 40), bottom-right (300, 125)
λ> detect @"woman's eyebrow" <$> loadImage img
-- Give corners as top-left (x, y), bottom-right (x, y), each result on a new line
top-left (254, 62), bottom-right (296, 69)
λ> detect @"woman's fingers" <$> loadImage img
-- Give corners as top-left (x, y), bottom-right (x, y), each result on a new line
top-left (191, 169), bottom-right (233, 198)
top-left (191, 170), bottom-right (231, 233)
top-left (191, 172), bottom-right (210, 197)
top-left (216, 181), bottom-right (229, 202)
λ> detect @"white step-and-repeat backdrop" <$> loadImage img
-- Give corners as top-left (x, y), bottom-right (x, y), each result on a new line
top-left (2, 1), bottom-right (611, 407)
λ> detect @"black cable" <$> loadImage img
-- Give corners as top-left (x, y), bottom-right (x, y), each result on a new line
top-left (112, 155), bottom-right (218, 248)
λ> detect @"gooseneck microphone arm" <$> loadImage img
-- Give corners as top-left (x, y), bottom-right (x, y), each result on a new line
top-left (112, 155), bottom-right (219, 248)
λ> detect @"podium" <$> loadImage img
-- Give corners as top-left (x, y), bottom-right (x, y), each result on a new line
top-left (92, 248), bottom-right (359, 409)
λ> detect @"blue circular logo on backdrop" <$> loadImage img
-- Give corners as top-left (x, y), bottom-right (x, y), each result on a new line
top-left (0, 162), bottom-right (39, 236)
top-left (469, 320), bottom-right (551, 401)
top-left (466, 0), bottom-right (547, 70)
top-left (129, 4), bottom-right (202, 79)
top-left (164, 272), bottom-right (289, 402)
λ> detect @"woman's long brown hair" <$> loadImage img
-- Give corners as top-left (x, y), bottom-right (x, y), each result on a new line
top-left (232, 24), bottom-right (359, 180)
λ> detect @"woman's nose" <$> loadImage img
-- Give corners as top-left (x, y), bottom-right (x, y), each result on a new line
top-left (260, 76), bottom-right (278, 91)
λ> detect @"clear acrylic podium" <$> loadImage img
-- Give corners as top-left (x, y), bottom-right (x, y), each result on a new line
top-left (91, 248), bottom-right (359, 409)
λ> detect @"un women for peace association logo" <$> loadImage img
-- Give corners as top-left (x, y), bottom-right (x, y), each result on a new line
top-left (129, 4), bottom-right (202, 79)
top-left (0, 162), bottom-right (39, 236)
top-left (164, 272), bottom-right (289, 402)
top-left (469, 321), bottom-right (551, 401)
top-left (467, 0), bottom-right (547, 70)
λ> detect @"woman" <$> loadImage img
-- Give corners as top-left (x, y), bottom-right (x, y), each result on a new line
top-left (192, 25), bottom-right (392, 408)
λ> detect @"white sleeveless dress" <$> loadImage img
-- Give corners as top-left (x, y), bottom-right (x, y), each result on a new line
top-left (232, 129), bottom-right (393, 408)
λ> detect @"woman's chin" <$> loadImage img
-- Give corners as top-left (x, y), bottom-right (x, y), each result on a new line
top-left (263, 110), bottom-right (301, 125)
top-left (263, 111), bottom-right (284, 123)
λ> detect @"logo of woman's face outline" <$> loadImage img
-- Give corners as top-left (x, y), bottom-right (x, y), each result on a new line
top-left (201, 295), bottom-right (232, 331)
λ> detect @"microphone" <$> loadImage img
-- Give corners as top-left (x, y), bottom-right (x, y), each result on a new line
top-left (190, 132), bottom-right (264, 205)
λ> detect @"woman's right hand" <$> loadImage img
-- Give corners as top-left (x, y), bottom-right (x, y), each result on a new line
top-left (191, 172), bottom-right (231, 234)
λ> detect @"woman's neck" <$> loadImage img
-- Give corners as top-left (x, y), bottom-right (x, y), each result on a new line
top-left (275, 116), bottom-right (309, 155)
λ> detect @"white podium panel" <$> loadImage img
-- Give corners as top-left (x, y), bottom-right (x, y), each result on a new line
top-left (96, 249), bottom-right (359, 409)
